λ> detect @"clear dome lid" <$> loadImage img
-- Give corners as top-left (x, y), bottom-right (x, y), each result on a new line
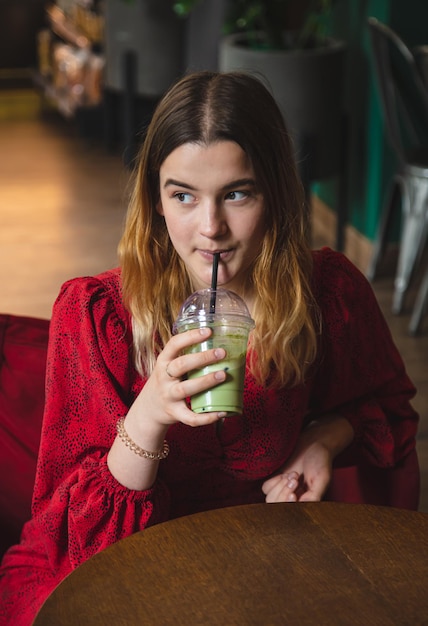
top-left (174, 288), bottom-right (255, 330)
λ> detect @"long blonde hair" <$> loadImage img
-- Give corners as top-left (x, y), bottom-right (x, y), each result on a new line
top-left (119, 71), bottom-right (320, 388)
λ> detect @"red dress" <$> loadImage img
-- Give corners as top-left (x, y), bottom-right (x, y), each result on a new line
top-left (0, 248), bottom-right (419, 625)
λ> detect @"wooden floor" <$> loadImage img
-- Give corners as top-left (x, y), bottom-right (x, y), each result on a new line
top-left (1, 109), bottom-right (427, 511)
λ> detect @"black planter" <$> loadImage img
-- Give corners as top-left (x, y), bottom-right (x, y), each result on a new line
top-left (219, 33), bottom-right (347, 182)
top-left (103, 0), bottom-right (186, 166)
top-left (104, 0), bottom-right (185, 98)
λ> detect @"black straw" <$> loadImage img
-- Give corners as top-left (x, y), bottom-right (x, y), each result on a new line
top-left (210, 252), bottom-right (220, 313)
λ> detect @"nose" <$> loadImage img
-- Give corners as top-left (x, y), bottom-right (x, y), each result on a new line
top-left (199, 200), bottom-right (228, 239)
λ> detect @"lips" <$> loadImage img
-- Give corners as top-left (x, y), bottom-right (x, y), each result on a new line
top-left (199, 249), bottom-right (233, 261)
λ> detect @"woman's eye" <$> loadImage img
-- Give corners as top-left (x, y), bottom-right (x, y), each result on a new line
top-left (174, 192), bottom-right (193, 204)
top-left (226, 190), bottom-right (247, 201)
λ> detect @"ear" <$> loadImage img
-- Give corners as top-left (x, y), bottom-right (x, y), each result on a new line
top-left (156, 199), bottom-right (164, 216)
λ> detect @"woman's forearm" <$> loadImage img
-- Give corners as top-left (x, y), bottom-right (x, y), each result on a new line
top-left (302, 414), bottom-right (354, 458)
top-left (107, 408), bottom-right (169, 492)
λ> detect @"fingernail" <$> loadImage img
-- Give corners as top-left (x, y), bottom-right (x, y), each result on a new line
top-left (199, 327), bottom-right (210, 335)
top-left (214, 370), bottom-right (226, 381)
top-left (214, 348), bottom-right (226, 359)
top-left (218, 412), bottom-right (227, 418)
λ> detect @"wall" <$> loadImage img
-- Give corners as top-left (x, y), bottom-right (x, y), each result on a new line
top-left (98, 0), bottom-right (428, 245)
top-left (185, 0), bottom-right (227, 70)
top-left (184, 0), bottom-right (428, 244)
top-left (316, 0), bottom-right (428, 241)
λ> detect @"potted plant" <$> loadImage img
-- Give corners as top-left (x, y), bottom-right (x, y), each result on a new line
top-left (174, 0), bottom-right (337, 51)
top-left (104, 0), bottom-right (185, 98)
top-left (174, 0), bottom-right (346, 184)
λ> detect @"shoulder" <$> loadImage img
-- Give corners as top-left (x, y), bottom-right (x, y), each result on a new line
top-left (310, 247), bottom-right (383, 337)
top-left (56, 268), bottom-right (123, 309)
top-left (52, 268), bottom-right (130, 336)
top-left (311, 247), bottom-right (371, 303)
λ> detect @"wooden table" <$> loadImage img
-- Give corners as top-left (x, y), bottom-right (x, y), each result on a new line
top-left (33, 502), bottom-right (428, 625)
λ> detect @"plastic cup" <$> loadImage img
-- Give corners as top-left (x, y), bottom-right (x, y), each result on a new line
top-left (174, 288), bottom-right (255, 416)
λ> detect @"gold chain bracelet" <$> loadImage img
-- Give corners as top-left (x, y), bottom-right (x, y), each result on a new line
top-left (116, 417), bottom-right (169, 460)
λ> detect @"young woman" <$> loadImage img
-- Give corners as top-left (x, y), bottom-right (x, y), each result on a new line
top-left (0, 71), bottom-right (419, 625)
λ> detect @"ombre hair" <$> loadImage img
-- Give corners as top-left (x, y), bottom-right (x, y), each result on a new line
top-left (118, 70), bottom-right (320, 388)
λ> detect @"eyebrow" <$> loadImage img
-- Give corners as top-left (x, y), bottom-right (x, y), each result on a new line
top-left (163, 177), bottom-right (257, 191)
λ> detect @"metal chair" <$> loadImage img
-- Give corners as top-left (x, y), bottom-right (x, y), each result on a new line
top-left (366, 17), bottom-right (428, 329)
top-left (413, 44), bottom-right (428, 90)
top-left (409, 264), bottom-right (428, 334)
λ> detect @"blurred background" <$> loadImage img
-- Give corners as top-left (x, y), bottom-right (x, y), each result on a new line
top-left (0, 0), bottom-right (427, 511)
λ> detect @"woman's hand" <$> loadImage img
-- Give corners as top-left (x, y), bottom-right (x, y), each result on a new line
top-left (262, 415), bottom-right (354, 503)
top-left (262, 442), bottom-right (332, 503)
top-left (132, 326), bottom-right (228, 430)
top-left (108, 327), bottom-right (227, 491)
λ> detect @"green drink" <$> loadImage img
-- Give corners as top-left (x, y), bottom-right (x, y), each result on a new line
top-left (174, 289), bottom-right (255, 416)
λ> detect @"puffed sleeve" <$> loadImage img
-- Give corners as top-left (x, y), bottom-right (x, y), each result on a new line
top-left (31, 271), bottom-right (171, 572)
top-left (308, 248), bottom-right (419, 468)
